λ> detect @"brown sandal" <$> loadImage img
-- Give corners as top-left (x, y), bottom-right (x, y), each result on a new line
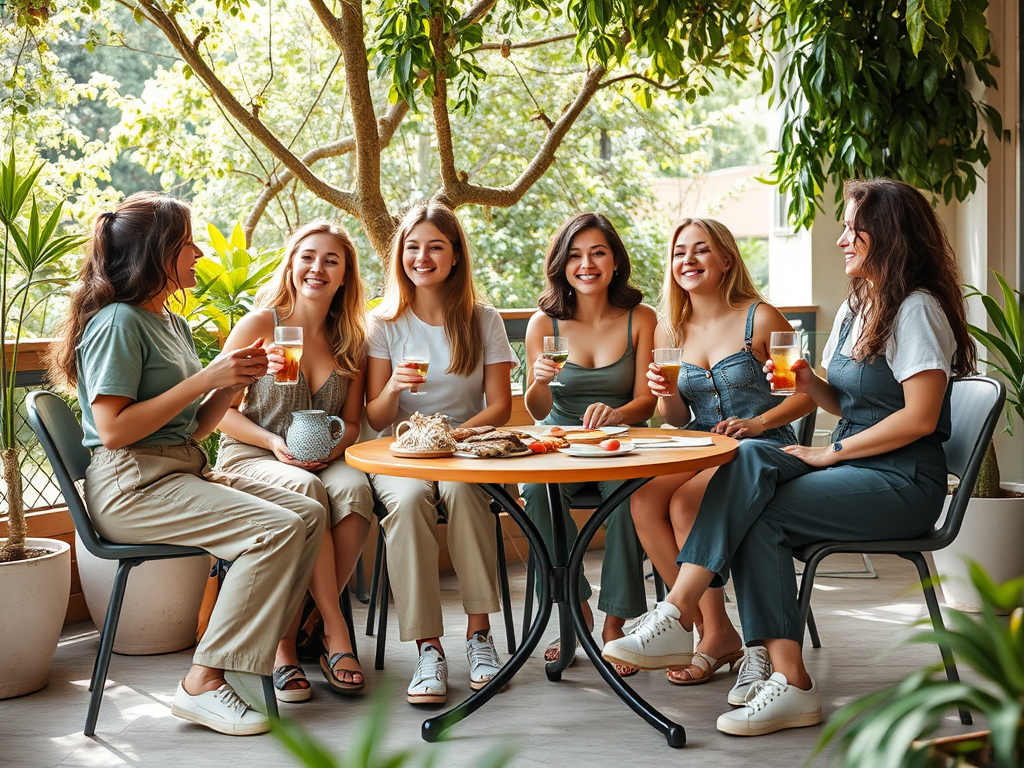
top-left (666, 648), bottom-right (745, 686)
top-left (320, 652), bottom-right (366, 696)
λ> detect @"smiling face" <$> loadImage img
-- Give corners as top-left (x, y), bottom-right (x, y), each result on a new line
top-left (402, 220), bottom-right (457, 289)
top-left (564, 227), bottom-right (616, 296)
top-left (172, 225), bottom-right (202, 291)
top-left (671, 224), bottom-right (730, 294)
top-left (838, 198), bottom-right (872, 279)
top-left (290, 231), bottom-right (347, 301)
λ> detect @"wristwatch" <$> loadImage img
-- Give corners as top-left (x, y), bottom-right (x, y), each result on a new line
top-left (832, 441), bottom-right (844, 453)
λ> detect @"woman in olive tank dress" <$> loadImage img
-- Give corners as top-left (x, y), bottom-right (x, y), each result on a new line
top-left (522, 213), bottom-right (657, 675)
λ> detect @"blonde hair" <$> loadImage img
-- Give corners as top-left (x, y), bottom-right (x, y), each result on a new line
top-left (378, 203), bottom-right (483, 376)
top-left (254, 221), bottom-right (366, 378)
top-left (661, 218), bottom-right (763, 345)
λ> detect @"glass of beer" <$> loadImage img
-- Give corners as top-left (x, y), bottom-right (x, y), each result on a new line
top-left (653, 348), bottom-right (683, 397)
top-left (274, 326), bottom-right (303, 385)
top-left (769, 331), bottom-right (801, 396)
top-left (401, 343), bottom-right (430, 395)
top-left (542, 336), bottom-right (569, 387)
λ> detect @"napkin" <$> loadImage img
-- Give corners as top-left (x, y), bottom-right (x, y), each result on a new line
top-left (634, 436), bottom-right (715, 448)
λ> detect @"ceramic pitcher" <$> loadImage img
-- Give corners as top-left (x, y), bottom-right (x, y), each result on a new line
top-left (286, 410), bottom-right (345, 463)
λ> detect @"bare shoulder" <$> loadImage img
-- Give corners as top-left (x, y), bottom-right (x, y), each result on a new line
top-left (525, 310), bottom-right (555, 339)
top-left (632, 303), bottom-right (659, 328)
top-left (224, 308), bottom-right (277, 351)
top-left (752, 301), bottom-right (794, 334)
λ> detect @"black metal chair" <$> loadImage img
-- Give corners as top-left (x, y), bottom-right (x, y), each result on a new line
top-left (25, 390), bottom-right (279, 736)
top-left (364, 496), bottom-right (517, 670)
top-left (794, 376), bottom-right (1006, 727)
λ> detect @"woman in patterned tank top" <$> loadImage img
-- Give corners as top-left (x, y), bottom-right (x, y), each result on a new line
top-left (630, 218), bottom-right (814, 691)
top-left (217, 221), bottom-right (373, 699)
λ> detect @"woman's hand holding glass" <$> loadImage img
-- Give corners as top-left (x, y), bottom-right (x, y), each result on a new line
top-left (532, 352), bottom-right (562, 386)
top-left (203, 338), bottom-right (268, 392)
top-left (646, 362), bottom-right (675, 397)
top-left (763, 356), bottom-right (813, 393)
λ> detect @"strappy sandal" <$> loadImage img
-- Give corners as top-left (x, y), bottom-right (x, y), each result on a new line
top-left (613, 661), bottom-right (640, 678)
top-left (320, 652), bottom-right (366, 696)
top-left (666, 648), bottom-right (745, 686)
top-left (273, 664), bottom-right (312, 702)
top-left (543, 637), bottom-right (581, 663)
top-left (296, 607), bottom-right (325, 663)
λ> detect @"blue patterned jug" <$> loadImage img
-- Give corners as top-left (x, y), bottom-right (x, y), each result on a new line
top-left (286, 410), bottom-right (345, 463)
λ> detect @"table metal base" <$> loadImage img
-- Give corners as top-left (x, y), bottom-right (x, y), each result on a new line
top-left (421, 478), bottom-right (687, 748)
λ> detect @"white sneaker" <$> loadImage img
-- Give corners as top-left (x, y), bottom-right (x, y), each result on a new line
top-left (407, 645), bottom-right (448, 705)
top-left (716, 672), bottom-right (822, 736)
top-left (727, 646), bottom-right (773, 706)
top-left (601, 601), bottom-right (694, 670)
top-left (466, 632), bottom-right (503, 691)
top-left (171, 681), bottom-right (270, 736)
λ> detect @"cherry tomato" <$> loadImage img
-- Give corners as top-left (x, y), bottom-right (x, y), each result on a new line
top-left (529, 442), bottom-right (547, 453)
top-left (601, 439), bottom-right (621, 451)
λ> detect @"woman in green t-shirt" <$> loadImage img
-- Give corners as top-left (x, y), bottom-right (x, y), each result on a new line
top-left (49, 192), bottom-right (326, 737)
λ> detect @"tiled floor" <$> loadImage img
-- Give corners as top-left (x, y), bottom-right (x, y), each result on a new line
top-left (1, 552), bottom-right (984, 767)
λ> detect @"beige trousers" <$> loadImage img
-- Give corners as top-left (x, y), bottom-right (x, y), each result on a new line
top-left (370, 475), bottom-right (500, 642)
top-left (217, 442), bottom-right (374, 526)
top-left (85, 441), bottom-right (325, 676)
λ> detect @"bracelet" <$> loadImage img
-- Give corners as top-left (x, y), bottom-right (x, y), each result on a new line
top-left (758, 414), bottom-right (767, 430)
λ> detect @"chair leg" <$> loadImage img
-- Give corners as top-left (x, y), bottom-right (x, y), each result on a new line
top-left (261, 675), bottom-right (279, 720)
top-left (340, 589), bottom-right (358, 662)
top-left (86, 558), bottom-right (139, 737)
top-left (902, 553), bottom-right (973, 726)
top-left (374, 537), bottom-right (390, 671)
top-left (365, 527), bottom-right (385, 635)
top-left (494, 512), bottom-right (517, 655)
top-left (353, 553), bottom-right (369, 604)
top-left (522, 551), bottom-right (535, 642)
top-left (796, 555), bottom-right (823, 650)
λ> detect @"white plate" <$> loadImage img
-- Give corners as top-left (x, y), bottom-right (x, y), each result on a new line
top-left (633, 436), bottom-right (715, 449)
top-left (453, 448), bottom-right (535, 459)
top-left (559, 441), bottom-right (635, 458)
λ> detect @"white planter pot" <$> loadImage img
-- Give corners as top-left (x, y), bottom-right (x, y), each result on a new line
top-left (932, 483), bottom-right (1024, 614)
top-left (75, 533), bottom-right (210, 655)
top-left (0, 538), bottom-right (71, 699)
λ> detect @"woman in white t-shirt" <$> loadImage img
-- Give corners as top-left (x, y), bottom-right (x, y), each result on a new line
top-left (365, 202), bottom-right (517, 706)
top-left (603, 178), bottom-right (976, 737)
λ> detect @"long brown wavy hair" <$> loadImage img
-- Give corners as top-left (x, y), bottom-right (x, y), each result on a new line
top-left (661, 217), bottom-right (763, 346)
top-left (376, 202), bottom-right (483, 376)
top-left (843, 179), bottom-right (975, 377)
top-left (537, 212), bottom-right (643, 320)
top-left (48, 192), bottom-right (193, 389)
top-left (254, 221), bottom-right (366, 378)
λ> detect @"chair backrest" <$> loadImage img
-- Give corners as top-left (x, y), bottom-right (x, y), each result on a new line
top-left (935, 376), bottom-right (1006, 543)
top-left (792, 408), bottom-right (818, 447)
top-left (24, 390), bottom-right (108, 557)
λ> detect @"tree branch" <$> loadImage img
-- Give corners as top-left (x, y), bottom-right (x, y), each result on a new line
top-left (598, 72), bottom-right (686, 91)
top-left (430, 9), bottom-right (459, 201)
top-left (478, 33), bottom-right (575, 52)
top-left (134, 1), bottom-right (359, 216)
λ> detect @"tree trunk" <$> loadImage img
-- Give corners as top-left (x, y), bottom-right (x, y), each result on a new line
top-left (973, 439), bottom-right (1003, 499)
top-left (0, 446), bottom-right (26, 561)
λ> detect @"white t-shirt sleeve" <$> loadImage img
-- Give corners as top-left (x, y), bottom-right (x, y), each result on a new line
top-left (366, 312), bottom-right (392, 360)
top-left (886, 292), bottom-right (955, 382)
top-left (479, 306), bottom-right (519, 367)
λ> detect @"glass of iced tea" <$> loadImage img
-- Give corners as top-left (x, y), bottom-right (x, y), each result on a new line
top-left (401, 343), bottom-right (430, 395)
top-left (769, 331), bottom-right (801, 396)
top-left (274, 326), bottom-right (303, 385)
top-left (542, 336), bottom-right (569, 387)
top-left (653, 348), bottom-right (683, 397)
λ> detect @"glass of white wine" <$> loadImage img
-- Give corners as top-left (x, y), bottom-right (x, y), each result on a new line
top-left (401, 343), bottom-right (430, 395)
top-left (542, 336), bottom-right (569, 387)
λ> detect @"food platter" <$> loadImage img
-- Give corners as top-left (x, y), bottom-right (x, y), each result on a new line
top-left (389, 448), bottom-right (456, 459)
top-left (559, 441), bottom-right (636, 458)
top-left (453, 448), bottom-right (535, 459)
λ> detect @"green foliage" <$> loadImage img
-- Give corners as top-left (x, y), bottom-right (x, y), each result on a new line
top-left (967, 273), bottom-right (1024, 436)
top-left (272, 688), bottom-right (515, 768)
top-left (768, 0), bottom-right (1004, 229)
top-left (816, 562), bottom-right (1024, 768)
top-left (168, 221), bottom-right (281, 366)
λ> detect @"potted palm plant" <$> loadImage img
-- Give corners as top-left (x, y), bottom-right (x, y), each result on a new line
top-left (0, 146), bottom-right (84, 698)
top-left (933, 273), bottom-right (1024, 614)
top-left (816, 562), bottom-right (1024, 767)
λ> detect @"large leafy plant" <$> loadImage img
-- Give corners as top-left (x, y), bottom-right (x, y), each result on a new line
top-left (0, 147), bottom-right (84, 561)
top-left (966, 272), bottom-right (1023, 498)
top-left (816, 563), bottom-right (1024, 767)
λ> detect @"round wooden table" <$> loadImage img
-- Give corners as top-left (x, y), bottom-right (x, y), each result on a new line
top-left (346, 427), bottom-right (739, 748)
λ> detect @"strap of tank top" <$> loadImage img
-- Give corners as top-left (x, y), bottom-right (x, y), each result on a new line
top-left (626, 308), bottom-right (634, 352)
top-left (552, 316), bottom-right (559, 336)
top-left (744, 301), bottom-right (761, 350)
top-left (272, 307), bottom-right (280, 326)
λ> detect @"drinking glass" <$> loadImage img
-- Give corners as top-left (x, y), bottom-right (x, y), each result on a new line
top-left (542, 336), bottom-right (569, 387)
top-left (769, 331), bottom-right (801, 396)
top-left (273, 326), bottom-right (303, 385)
top-left (652, 348), bottom-right (683, 397)
top-left (401, 343), bottom-right (430, 395)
